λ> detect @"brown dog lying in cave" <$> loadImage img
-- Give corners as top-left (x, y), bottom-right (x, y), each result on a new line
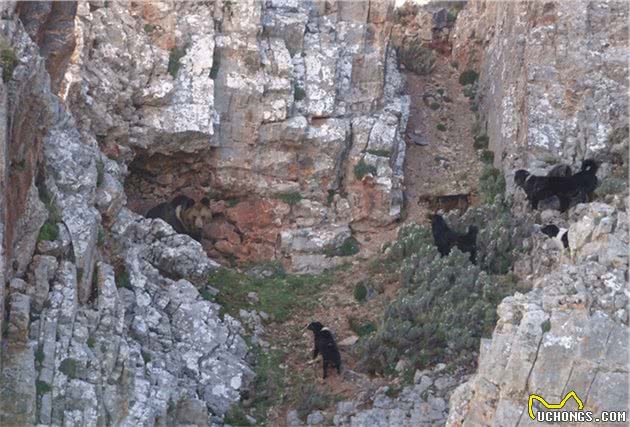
top-left (146, 195), bottom-right (212, 242)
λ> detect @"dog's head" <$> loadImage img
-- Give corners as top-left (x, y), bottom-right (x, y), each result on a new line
top-left (580, 159), bottom-right (599, 174)
top-left (306, 321), bottom-right (324, 333)
top-left (514, 170), bottom-right (530, 187)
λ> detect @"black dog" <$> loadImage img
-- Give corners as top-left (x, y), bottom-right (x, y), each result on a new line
top-left (430, 214), bottom-right (478, 264)
top-left (540, 224), bottom-right (569, 249)
top-left (514, 160), bottom-right (599, 212)
top-left (306, 322), bottom-right (341, 379)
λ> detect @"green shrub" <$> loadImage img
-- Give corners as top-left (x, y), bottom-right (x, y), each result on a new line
top-left (224, 405), bottom-right (253, 426)
top-left (116, 269), bottom-right (131, 289)
top-left (479, 165), bottom-right (506, 204)
top-left (200, 289), bottom-right (215, 301)
top-left (354, 158), bottom-right (377, 180)
top-left (430, 101), bottom-right (440, 110)
top-left (324, 236), bottom-right (360, 258)
top-left (168, 43), bottom-right (189, 78)
top-left (541, 319), bottom-right (551, 333)
top-left (244, 347), bottom-right (286, 423)
top-left (38, 222), bottom-right (59, 242)
top-left (480, 150), bottom-right (494, 164)
top-left (1, 45), bottom-right (17, 83)
top-left (143, 23), bottom-right (155, 34)
top-left (447, 10), bottom-right (458, 23)
top-left (474, 134), bottom-right (489, 149)
top-left (349, 317), bottom-right (376, 337)
top-left (294, 85), bottom-right (306, 101)
top-left (398, 44), bottom-right (435, 75)
top-left (35, 348), bottom-right (45, 364)
top-left (97, 228), bottom-right (106, 247)
top-left (141, 350), bottom-right (152, 364)
top-left (353, 283), bottom-right (368, 303)
top-left (211, 267), bottom-right (331, 322)
top-left (59, 358), bottom-right (80, 378)
top-left (436, 88), bottom-right (445, 96)
top-left (275, 192), bottom-right (303, 205)
top-left (459, 69), bottom-right (479, 86)
top-left (36, 380), bottom-right (52, 395)
top-left (436, 123), bottom-right (447, 132)
top-left (87, 336), bottom-right (96, 349)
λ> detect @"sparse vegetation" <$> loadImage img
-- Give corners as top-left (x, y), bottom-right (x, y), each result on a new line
top-left (296, 383), bottom-right (333, 421)
top-left (242, 347), bottom-right (287, 423)
top-left (38, 222), bottom-right (59, 242)
top-left (447, 10), bottom-right (458, 23)
top-left (210, 267), bottom-right (332, 322)
top-left (324, 236), bottom-right (360, 258)
top-left (353, 282), bottom-right (368, 303)
top-left (36, 380), bottom-right (52, 395)
top-left (349, 316), bottom-right (376, 337)
top-left (479, 165), bottom-right (506, 204)
top-left (224, 405), bottom-right (253, 426)
top-left (430, 101), bottom-right (440, 110)
top-left (541, 319), bottom-right (551, 333)
top-left (59, 358), bottom-right (80, 378)
top-left (480, 149), bottom-right (494, 164)
top-left (87, 336), bottom-right (96, 349)
top-left (116, 268), bottom-right (132, 290)
top-left (1, 42), bottom-right (17, 83)
top-left (398, 44), bottom-right (436, 75)
top-left (436, 123), bottom-right (447, 132)
top-left (275, 192), bottom-right (303, 205)
top-left (459, 69), bottom-right (479, 86)
top-left (141, 350), bottom-right (152, 364)
top-left (354, 158), bottom-right (377, 180)
top-left (167, 43), bottom-right (189, 78)
top-left (294, 84), bottom-right (306, 101)
top-left (143, 23), bottom-right (156, 34)
top-left (474, 134), bottom-right (489, 149)
top-left (35, 348), bottom-right (45, 364)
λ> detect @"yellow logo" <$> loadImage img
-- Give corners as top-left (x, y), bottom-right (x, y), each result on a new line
top-left (528, 391), bottom-right (584, 420)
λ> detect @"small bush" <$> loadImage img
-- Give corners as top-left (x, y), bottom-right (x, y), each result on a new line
top-left (541, 319), bottom-right (551, 333)
top-left (436, 123), bottom-right (447, 132)
top-left (436, 88), bottom-right (445, 96)
top-left (143, 23), bottom-right (155, 34)
top-left (479, 165), bottom-right (505, 204)
top-left (35, 348), bottom-right (45, 364)
top-left (398, 44), bottom-right (435, 76)
top-left (38, 222), bottom-right (59, 242)
top-left (59, 358), bottom-right (80, 378)
top-left (349, 317), bottom-right (376, 337)
top-left (353, 283), bottom-right (368, 303)
top-left (324, 236), bottom-right (360, 258)
top-left (354, 158), bottom-right (377, 180)
top-left (141, 350), bottom-right (152, 364)
top-left (168, 43), bottom-right (189, 78)
top-left (116, 269), bottom-right (132, 289)
top-left (243, 347), bottom-right (286, 423)
top-left (296, 384), bottom-right (332, 421)
top-left (447, 10), bottom-right (458, 23)
top-left (480, 150), bottom-right (494, 164)
top-left (224, 405), bottom-right (252, 426)
top-left (430, 101), bottom-right (440, 110)
top-left (87, 336), bottom-right (96, 349)
top-left (459, 69), bottom-right (479, 86)
top-left (275, 192), bottom-right (303, 205)
top-left (294, 85), bottom-right (306, 101)
top-left (36, 380), bottom-right (52, 395)
top-left (200, 289), bottom-right (215, 301)
top-left (474, 134), bottom-right (489, 149)
top-left (1, 45), bottom-right (17, 83)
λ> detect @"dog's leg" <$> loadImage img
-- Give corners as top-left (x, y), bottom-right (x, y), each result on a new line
top-left (323, 361), bottom-right (328, 379)
top-left (313, 347), bottom-right (319, 360)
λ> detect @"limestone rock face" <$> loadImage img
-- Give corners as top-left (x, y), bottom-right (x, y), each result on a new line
top-left (64, 0), bottom-right (409, 271)
top-left (452, 0), bottom-right (629, 188)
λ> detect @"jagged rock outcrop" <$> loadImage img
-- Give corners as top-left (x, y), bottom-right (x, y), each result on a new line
top-left (445, 1), bottom-right (629, 425)
top-left (63, 0), bottom-right (409, 270)
top-left (0, 3), bottom-right (253, 425)
top-left (452, 0), bottom-right (629, 184)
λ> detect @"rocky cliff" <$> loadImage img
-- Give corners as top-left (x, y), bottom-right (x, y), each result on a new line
top-left (446, 1), bottom-right (629, 425)
top-left (64, 0), bottom-right (409, 271)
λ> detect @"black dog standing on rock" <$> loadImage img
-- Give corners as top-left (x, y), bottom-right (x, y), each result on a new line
top-left (430, 214), bottom-right (478, 264)
top-left (514, 159), bottom-right (599, 212)
top-left (306, 322), bottom-right (341, 379)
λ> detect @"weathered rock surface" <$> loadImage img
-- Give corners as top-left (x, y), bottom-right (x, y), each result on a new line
top-left (63, 0), bottom-right (409, 271)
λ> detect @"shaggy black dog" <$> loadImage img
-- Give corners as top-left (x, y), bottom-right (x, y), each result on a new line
top-left (514, 159), bottom-right (599, 212)
top-left (430, 214), bottom-right (478, 264)
top-left (540, 224), bottom-right (569, 249)
top-left (306, 322), bottom-right (341, 379)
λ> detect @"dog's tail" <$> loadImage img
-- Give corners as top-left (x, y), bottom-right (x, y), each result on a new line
top-left (580, 159), bottom-right (599, 173)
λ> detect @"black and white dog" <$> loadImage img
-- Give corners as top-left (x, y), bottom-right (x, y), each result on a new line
top-left (540, 224), bottom-right (569, 249)
top-left (430, 214), bottom-right (478, 264)
top-left (514, 160), bottom-right (599, 212)
top-left (306, 322), bottom-right (341, 379)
